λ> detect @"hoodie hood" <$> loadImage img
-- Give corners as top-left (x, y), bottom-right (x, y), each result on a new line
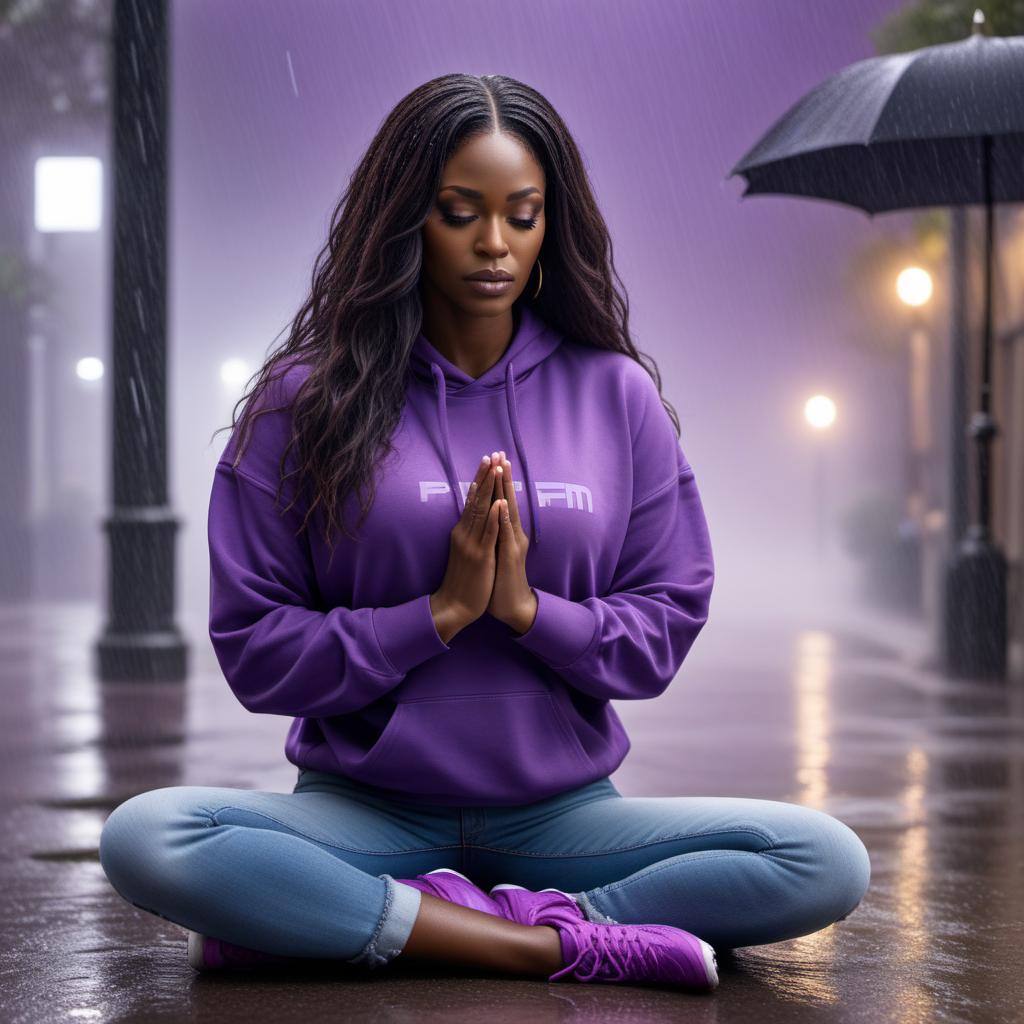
top-left (408, 304), bottom-right (563, 547)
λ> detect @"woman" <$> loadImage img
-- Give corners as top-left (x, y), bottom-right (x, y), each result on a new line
top-left (98, 73), bottom-right (870, 992)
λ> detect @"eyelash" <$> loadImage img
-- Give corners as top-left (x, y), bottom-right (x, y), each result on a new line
top-left (440, 213), bottom-right (539, 231)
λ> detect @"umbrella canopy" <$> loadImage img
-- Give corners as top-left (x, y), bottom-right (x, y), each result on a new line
top-left (727, 27), bottom-right (1024, 214)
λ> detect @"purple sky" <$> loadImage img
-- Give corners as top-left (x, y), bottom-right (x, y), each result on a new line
top-left (169, 0), bottom-right (921, 624)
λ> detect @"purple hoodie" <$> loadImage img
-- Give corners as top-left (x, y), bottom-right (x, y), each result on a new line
top-left (208, 304), bottom-right (714, 805)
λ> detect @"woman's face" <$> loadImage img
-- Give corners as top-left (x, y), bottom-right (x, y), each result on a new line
top-left (421, 131), bottom-right (546, 317)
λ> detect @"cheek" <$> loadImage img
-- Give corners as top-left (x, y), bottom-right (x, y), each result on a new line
top-left (421, 228), bottom-right (459, 278)
top-left (523, 223), bottom-right (545, 256)
top-left (421, 223), bottom-right (441, 255)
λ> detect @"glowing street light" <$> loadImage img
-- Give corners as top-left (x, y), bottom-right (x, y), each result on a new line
top-left (220, 358), bottom-right (251, 389)
top-left (75, 357), bottom-right (104, 382)
top-left (804, 394), bottom-right (837, 431)
top-left (895, 266), bottom-right (933, 307)
top-left (34, 156), bottom-right (103, 233)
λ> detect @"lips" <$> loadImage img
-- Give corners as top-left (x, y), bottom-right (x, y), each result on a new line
top-left (464, 270), bottom-right (514, 281)
top-left (465, 278), bottom-right (514, 296)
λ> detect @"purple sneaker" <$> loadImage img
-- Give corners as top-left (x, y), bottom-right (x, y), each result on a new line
top-left (187, 929), bottom-right (297, 971)
top-left (396, 868), bottom-right (503, 917)
top-left (541, 915), bottom-right (719, 991)
top-left (489, 883), bottom-right (588, 925)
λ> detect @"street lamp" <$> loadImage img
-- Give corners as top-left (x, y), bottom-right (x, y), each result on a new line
top-left (30, 155), bottom-right (103, 595)
top-left (895, 266), bottom-right (932, 308)
top-left (76, 357), bottom-right (104, 382)
top-left (804, 393), bottom-right (837, 562)
top-left (219, 358), bottom-right (251, 390)
top-left (895, 266), bottom-right (934, 615)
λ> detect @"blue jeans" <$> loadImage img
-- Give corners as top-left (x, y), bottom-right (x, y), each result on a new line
top-left (98, 769), bottom-right (871, 968)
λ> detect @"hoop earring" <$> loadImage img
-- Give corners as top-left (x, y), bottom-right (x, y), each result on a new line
top-left (532, 258), bottom-right (543, 299)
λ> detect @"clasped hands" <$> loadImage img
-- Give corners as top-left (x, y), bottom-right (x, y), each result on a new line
top-left (478, 449), bottom-right (538, 635)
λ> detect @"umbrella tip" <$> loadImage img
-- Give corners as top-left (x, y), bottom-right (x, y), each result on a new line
top-left (971, 8), bottom-right (986, 34)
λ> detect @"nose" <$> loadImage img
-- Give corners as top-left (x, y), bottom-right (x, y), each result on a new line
top-left (475, 215), bottom-right (510, 257)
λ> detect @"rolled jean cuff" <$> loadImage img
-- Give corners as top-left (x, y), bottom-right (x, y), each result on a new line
top-left (575, 890), bottom-right (619, 924)
top-left (345, 874), bottom-right (422, 969)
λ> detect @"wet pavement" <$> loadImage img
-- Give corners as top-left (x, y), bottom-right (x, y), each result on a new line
top-left (1, 597), bottom-right (1022, 1023)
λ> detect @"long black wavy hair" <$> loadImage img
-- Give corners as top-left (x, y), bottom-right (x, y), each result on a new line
top-left (211, 72), bottom-right (680, 559)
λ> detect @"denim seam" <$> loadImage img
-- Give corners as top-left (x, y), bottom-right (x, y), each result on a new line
top-left (469, 826), bottom-right (778, 858)
top-left (205, 804), bottom-right (460, 855)
top-left (595, 849), bottom-right (774, 896)
top-left (347, 873), bottom-right (395, 968)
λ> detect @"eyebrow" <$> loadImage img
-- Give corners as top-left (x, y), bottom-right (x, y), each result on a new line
top-left (438, 185), bottom-right (542, 201)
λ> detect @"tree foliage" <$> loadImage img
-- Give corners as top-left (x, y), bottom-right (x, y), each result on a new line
top-left (0, 0), bottom-right (110, 139)
top-left (872, 0), bottom-right (1024, 53)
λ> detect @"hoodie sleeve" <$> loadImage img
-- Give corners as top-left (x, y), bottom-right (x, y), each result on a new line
top-left (512, 366), bottom-right (714, 701)
top-left (208, 372), bottom-right (451, 718)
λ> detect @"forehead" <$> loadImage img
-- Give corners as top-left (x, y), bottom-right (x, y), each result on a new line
top-left (440, 132), bottom-right (545, 194)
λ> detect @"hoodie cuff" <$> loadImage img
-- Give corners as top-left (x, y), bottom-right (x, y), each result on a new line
top-left (511, 587), bottom-right (599, 669)
top-left (372, 594), bottom-right (452, 675)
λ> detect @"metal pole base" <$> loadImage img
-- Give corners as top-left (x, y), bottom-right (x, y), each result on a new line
top-left (95, 630), bottom-right (188, 681)
top-left (95, 507), bottom-right (188, 682)
top-left (940, 527), bottom-right (1008, 680)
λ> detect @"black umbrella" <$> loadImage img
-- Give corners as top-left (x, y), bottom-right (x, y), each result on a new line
top-left (727, 10), bottom-right (1020, 680)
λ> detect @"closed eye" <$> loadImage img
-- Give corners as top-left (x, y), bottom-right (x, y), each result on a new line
top-left (441, 213), bottom-right (538, 230)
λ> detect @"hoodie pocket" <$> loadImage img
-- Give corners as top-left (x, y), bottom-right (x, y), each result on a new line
top-left (353, 691), bottom-right (594, 801)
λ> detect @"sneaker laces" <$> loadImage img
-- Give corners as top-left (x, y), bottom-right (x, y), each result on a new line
top-left (565, 923), bottom-right (659, 983)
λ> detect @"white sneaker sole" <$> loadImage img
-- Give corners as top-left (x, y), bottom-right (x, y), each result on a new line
top-left (186, 929), bottom-right (207, 971)
top-left (490, 883), bottom-right (575, 897)
top-left (698, 937), bottom-right (719, 989)
top-left (423, 868), bottom-right (473, 881)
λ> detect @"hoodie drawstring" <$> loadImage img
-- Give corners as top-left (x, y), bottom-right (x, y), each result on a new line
top-left (504, 360), bottom-right (539, 548)
top-left (431, 363), bottom-right (464, 517)
top-left (429, 359), bottom-right (540, 549)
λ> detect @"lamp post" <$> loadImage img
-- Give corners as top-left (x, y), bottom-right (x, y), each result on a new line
top-left (894, 266), bottom-right (934, 615)
top-left (804, 394), bottom-right (837, 564)
top-left (30, 155), bottom-right (103, 598)
top-left (895, 267), bottom-right (934, 524)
